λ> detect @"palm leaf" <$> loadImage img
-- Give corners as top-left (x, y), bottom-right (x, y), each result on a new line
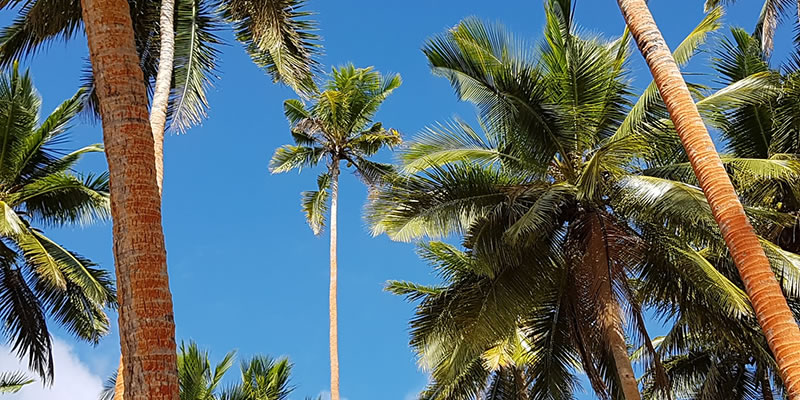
top-left (0, 370), bottom-right (33, 393)
top-left (300, 172), bottom-right (329, 235)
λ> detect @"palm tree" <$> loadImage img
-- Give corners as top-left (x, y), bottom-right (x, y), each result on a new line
top-left (0, 0), bottom-right (321, 189)
top-left (0, 371), bottom-right (32, 394)
top-left (368, 2), bottom-right (800, 398)
top-left (703, 0), bottom-right (798, 55)
top-left (79, 0), bottom-right (178, 399)
top-left (102, 342), bottom-right (298, 400)
top-left (617, 0), bottom-right (800, 396)
top-left (0, 64), bottom-right (115, 382)
top-left (269, 65), bottom-right (401, 400)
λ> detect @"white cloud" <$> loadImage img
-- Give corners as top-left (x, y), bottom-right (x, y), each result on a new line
top-left (0, 337), bottom-right (104, 400)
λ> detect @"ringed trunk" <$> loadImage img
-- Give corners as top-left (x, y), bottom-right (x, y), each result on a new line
top-left (617, 0), bottom-right (800, 397)
top-left (329, 161), bottom-right (341, 400)
top-left (80, 1), bottom-right (179, 399)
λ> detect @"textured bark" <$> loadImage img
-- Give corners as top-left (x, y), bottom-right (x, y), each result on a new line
top-left (329, 161), bottom-right (340, 400)
top-left (80, 1), bottom-right (179, 399)
top-left (149, 0), bottom-right (176, 191)
top-left (617, 1), bottom-right (800, 397)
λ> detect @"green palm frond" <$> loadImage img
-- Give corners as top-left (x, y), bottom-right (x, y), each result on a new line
top-left (423, 18), bottom-right (565, 167)
top-left (401, 119), bottom-right (512, 174)
top-left (178, 341), bottom-right (236, 400)
top-left (234, 355), bottom-right (294, 400)
top-left (0, 370), bottom-right (33, 393)
top-left (15, 172), bottom-right (110, 226)
top-left (98, 370), bottom-right (116, 400)
top-left (300, 173), bottom-right (329, 235)
top-left (169, 0), bottom-right (224, 133)
top-left (385, 281), bottom-right (444, 301)
top-left (221, 0), bottom-right (320, 95)
top-left (0, 263), bottom-right (53, 381)
top-left (269, 145), bottom-right (324, 173)
top-left (0, 0), bottom-right (83, 67)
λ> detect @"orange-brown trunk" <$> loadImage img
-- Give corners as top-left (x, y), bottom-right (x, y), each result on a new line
top-left (617, 1), bottom-right (800, 397)
top-left (80, 1), bottom-right (179, 399)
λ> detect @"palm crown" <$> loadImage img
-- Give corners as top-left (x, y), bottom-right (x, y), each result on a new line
top-left (270, 64), bottom-right (401, 233)
top-left (0, 63), bottom-right (114, 382)
top-left (369, 2), bottom-right (800, 398)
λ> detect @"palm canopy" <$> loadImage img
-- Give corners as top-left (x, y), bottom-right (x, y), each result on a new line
top-left (0, 64), bottom-right (114, 383)
top-left (369, 2), bottom-right (800, 398)
top-left (0, 0), bottom-right (320, 132)
top-left (270, 64), bottom-right (401, 233)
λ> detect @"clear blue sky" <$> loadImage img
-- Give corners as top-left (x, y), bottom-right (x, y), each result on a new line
top-left (1, 1), bottom-right (794, 399)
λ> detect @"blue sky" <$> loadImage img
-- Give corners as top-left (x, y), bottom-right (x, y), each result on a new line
top-left (0, 1), bottom-right (796, 399)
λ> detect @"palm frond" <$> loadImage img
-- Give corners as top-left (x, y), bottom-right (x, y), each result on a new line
top-left (269, 145), bottom-right (324, 173)
top-left (168, 0), bottom-right (224, 133)
top-left (300, 172), bottom-right (329, 235)
top-left (221, 0), bottom-right (320, 94)
top-left (0, 370), bottom-right (33, 393)
top-left (0, 0), bottom-right (83, 67)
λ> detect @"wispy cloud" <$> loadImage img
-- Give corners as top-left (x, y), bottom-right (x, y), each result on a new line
top-left (0, 338), bottom-right (104, 400)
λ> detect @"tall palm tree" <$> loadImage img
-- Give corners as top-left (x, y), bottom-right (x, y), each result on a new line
top-left (617, 0), bottom-right (800, 396)
top-left (270, 65), bottom-right (401, 400)
top-left (79, 0), bottom-right (178, 399)
top-left (369, 3), bottom-right (800, 398)
top-left (0, 64), bottom-right (115, 382)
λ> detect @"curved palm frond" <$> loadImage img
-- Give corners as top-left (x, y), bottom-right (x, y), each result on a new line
top-left (0, 370), bottom-right (33, 393)
top-left (220, 0), bottom-right (320, 95)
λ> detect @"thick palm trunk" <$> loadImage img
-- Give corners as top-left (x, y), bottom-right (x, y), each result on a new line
top-left (329, 161), bottom-right (340, 400)
top-left (617, 0), bottom-right (800, 397)
top-left (113, 2), bottom-right (174, 397)
top-left (81, 1), bottom-right (179, 399)
top-left (149, 0), bottom-right (176, 191)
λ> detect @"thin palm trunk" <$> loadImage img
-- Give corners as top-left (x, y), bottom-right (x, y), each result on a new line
top-left (329, 160), bottom-right (340, 400)
top-left (512, 367), bottom-right (529, 400)
top-left (585, 220), bottom-right (641, 400)
top-left (113, 359), bottom-right (124, 400)
top-left (150, 0), bottom-right (176, 191)
top-left (617, 0), bottom-right (800, 397)
top-left (80, 1), bottom-right (179, 399)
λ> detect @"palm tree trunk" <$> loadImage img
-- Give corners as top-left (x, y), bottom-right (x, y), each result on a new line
top-left (617, 1), bottom-right (800, 397)
top-left (149, 0), bottom-right (176, 191)
top-left (512, 367), bottom-right (529, 400)
top-left (329, 160), bottom-right (340, 400)
top-left (113, 358), bottom-right (124, 400)
top-left (80, 1), bottom-right (179, 399)
top-left (585, 219), bottom-right (641, 400)
top-left (113, 4), bottom-right (175, 398)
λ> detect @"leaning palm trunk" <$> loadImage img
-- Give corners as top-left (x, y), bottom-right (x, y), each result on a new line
top-left (585, 223), bottom-right (641, 400)
top-left (618, 0), bottom-right (800, 396)
top-left (329, 160), bottom-right (341, 400)
top-left (81, 0), bottom-right (179, 399)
